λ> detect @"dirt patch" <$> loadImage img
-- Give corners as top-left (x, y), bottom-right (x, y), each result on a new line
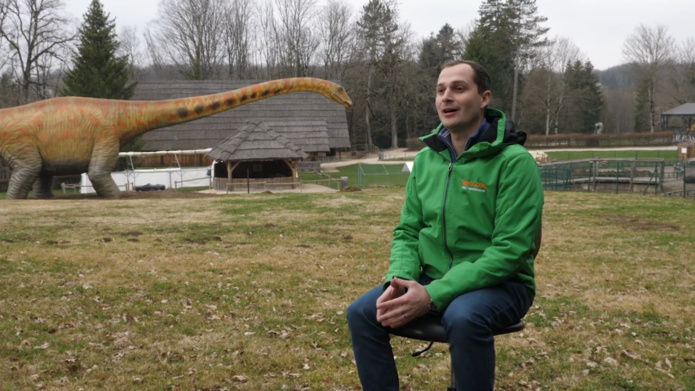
top-left (594, 214), bottom-right (680, 231)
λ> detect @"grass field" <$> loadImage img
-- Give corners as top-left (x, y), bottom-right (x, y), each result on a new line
top-left (1, 189), bottom-right (694, 390)
top-left (545, 149), bottom-right (678, 162)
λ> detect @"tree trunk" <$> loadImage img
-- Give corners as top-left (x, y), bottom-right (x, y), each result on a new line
top-left (648, 78), bottom-right (656, 133)
top-left (545, 101), bottom-right (551, 136)
top-left (365, 65), bottom-right (374, 149)
top-left (553, 95), bottom-right (564, 135)
top-left (511, 64), bottom-right (519, 121)
top-left (390, 88), bottom-right (398, 149)
top-left (545, 75), bottom-right (552, 136)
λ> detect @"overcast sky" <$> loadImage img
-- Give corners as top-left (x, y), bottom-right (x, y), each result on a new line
top-left (64, 0), bottom-right (694, 71)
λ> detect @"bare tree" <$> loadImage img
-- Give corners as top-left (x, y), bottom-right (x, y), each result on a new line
top-left (257, 0), bottom-right (280, 78)
top-left (145, 0), bottom-right (227, 80)
top-left (317, 0), bottom-right (355, 80)
top-left (273, 0), bottom-right (319, 77)
top-left (118, 25), bottom-right (145, 81)
top-left (541, 37), bottom-right (581, 135)
top-left (0, 0), bottom-right (74, 104)
top-left (223, 0), bottom-right (254, 79)
top-left (667, 37), bottom-right (695, 105)
top-left (623, 24), bottom-right (675, 132)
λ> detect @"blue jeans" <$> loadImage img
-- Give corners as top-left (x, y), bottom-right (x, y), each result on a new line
top-left (346, 279), bottom-right (531, 391)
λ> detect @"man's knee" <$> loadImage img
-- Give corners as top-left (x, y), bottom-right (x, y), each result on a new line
top-left (346, 289), bottom-right (379, 327)
top-left (346, 299), bottom-right (363, 325)
top-left (442, 307), bottom-right (490, 336)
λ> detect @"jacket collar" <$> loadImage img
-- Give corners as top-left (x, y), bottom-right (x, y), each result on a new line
top-left (422, 108), bottom-right (526, 157)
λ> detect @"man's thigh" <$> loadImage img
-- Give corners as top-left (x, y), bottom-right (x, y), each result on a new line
top-left (442, 281), bottom-right (530, 331)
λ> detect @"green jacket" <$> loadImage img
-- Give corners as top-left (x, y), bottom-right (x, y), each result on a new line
top-left (385, 108), bottom-right (543, 311)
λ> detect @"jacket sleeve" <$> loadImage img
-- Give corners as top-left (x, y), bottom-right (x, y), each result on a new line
top-left (425, 151), bottom-right (543, 309)
top-left (384, 164), bottom-right (424, 287)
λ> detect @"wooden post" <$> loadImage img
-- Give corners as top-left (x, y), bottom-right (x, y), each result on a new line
top-left (284, 159), bottom-right (298, 188)
top-left (615, 160), bottom-right (620, 194)
top-left (225, 161), bottom-right (240, 192)
top-left (226, 161), bottom-right (232, 191)
top-left (659, 161), bottom-right (664, 195)
top-left (629, 160), bottom-right (636, 193)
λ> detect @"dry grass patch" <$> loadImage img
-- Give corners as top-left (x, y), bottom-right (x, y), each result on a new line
top-left (1, 189), bottom-right (694, 390)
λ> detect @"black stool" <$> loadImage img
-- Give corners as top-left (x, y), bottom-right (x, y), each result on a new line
top-left (390, 317), bottom-right (525, 391)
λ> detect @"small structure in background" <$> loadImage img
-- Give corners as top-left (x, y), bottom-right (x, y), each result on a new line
top-left (207, 121), bottom-right (307, 192)
top-left (661, 103), bottom-right (695, 133)
top-left (677, 144), bottom-right (695, 162)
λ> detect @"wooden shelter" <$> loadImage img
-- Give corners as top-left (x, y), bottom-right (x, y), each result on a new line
top-left (661, 103), bottom-right (695, 132)
top-left (206, 121), bottom-right (307, 191)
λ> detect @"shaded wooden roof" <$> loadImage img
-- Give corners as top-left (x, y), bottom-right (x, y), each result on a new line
top-left (662, 103), bottom-right (695, 116)
top-left (132, 80), bottom-right (351, 151)
top-left (266, 121), bottom-right (330, 153)
top-left (207, 121), bottom-right (307, 161)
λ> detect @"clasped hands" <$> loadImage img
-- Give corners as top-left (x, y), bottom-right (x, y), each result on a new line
top-left (376, 277), bottom-right (431, 328)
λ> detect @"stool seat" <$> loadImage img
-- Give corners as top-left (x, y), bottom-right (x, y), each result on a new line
top-left (390, 316), bottom-right (524, 342)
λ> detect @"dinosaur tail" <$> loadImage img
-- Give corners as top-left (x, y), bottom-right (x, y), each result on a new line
top-left (118, 77), bottom-right (351, 142)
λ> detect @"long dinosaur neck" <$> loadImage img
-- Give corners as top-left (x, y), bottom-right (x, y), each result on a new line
top-left (119, 78), bottom-right (340, 142)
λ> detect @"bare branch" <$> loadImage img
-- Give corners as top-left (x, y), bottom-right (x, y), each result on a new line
top-left (0, 0), bottom-right (74, 103)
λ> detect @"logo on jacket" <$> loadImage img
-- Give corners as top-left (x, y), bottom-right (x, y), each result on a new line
top-left (461, 180), bottom-right (487, 193)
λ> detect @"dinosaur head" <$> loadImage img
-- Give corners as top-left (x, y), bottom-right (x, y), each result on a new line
top-left (329, 83), bottom-right (353, 108)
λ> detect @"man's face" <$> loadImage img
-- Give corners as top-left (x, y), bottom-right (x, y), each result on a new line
top-left (435, 64), bottom-right (491, 134)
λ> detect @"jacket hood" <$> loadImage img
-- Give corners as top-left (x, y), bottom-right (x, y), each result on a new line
top-left (421, 108), bottom-right (527, 159)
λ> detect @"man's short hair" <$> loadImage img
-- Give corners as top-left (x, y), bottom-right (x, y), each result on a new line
top-left (441, 60), bottom-right (491, 94)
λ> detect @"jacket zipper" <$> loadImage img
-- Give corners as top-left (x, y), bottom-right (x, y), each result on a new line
top-left (442, 161), bottom-right (455, 271)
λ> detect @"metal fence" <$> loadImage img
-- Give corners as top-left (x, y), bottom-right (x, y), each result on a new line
top-left (664, 161), bottom-right (695, 197)
top-left (353, 159), bottom-right (695, 198)
top-left (539, 158), bottom-right (695, 197)
top-left (356, 164), bottom-right (409, 188)
top-left (300, 174), bottom-right (344, 190)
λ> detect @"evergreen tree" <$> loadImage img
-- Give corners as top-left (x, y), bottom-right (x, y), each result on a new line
top-left (0, 72), bottom-right (20, 109)
top-left (356, 0), bottom-right (407, 149)
top-left (62, 0), bottom-right (140, 156)
top-left (416, 24), bottom-right (463, 132)
top-left (565, 61), bottom-right (603, 134)
top-left (463, 0), bottom-right (548, 116)
top-left (62, 0), bottom-right (136, 100)
top-left (419, 24), bottom-right (461, 78)
top-left (633, 76), bottom-right (651, 132)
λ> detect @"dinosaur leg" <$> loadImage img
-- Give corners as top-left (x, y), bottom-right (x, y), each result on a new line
top-left (88, 141), bottom-right (121, 199)
top-left (30, 172), bottom-right (56, 199)
top-left (5, 153), bottom-right (42, 199)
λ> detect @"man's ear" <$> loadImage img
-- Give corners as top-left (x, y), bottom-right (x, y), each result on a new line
top-left (480, 90), bottom-right (491, 108)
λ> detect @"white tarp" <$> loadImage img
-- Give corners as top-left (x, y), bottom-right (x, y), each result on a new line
top-left (79, 167), bottom-right (211, 194)
top-left (401, 161), bottom-right (414, 173)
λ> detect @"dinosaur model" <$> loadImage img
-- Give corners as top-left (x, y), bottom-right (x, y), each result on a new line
top-left (0, 78), bottom-right (352, 199)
